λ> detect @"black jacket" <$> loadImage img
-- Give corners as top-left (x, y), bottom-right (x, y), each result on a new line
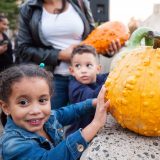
top-left (69, 73), bottom-right (108, 103)
top-left (0, 33), bottom-right (13, 72)
top-left (16, 0), bottom-right (94, 69)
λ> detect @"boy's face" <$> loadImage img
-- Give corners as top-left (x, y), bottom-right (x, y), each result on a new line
top-left (69, 52), bottom-right (101, 84)
top-left (1, 77), bottom-right (51, 136)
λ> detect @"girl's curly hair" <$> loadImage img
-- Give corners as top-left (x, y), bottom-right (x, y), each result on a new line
top-left (0, 63), bottom-right (53, 126)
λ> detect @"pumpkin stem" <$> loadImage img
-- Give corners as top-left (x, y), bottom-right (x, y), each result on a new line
top-left (145, 31), bottom-right (154, 46)
top-left (127, 27), bottom-right (154, 48)
top-left (147, 31), bottom-right (160, 49)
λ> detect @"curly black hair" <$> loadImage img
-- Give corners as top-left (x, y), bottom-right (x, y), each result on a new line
top-left (0, 63), bottom-right (53, 126)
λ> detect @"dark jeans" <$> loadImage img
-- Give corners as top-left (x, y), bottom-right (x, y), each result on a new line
top-left (51, 74), bottom-right (70, 109)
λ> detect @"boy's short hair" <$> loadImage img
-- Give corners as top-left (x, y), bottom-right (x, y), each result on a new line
top-left (71, 44), bottom-right (97, 60)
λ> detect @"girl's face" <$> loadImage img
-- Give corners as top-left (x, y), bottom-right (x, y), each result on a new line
top-left (3, 77), bottom-right (51, 135)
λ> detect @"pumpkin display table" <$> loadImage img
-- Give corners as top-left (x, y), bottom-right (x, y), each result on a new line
top-left (80, 114), bottom-right (160, 160)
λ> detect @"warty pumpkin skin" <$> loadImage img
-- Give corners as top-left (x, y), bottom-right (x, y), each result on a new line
top-left (105, 46), bottom-right (160, 136)
top-left (82, 21), bottom-right (130, 55)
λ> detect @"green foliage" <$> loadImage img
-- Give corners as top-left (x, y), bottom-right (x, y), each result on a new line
top-left (0, 0), bottom-right (19, 29)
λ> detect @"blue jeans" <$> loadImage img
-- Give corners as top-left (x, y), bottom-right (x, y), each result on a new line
top-left (51, 74), bottom-right (70, 109)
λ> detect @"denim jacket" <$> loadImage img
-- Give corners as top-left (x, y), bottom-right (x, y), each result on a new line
top-left (0, 99), bottom-right (95, 160)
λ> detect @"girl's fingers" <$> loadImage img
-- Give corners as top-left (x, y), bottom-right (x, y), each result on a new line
top-left (105, 100), bottom-right (110, 112)
top-left (97, 85), bottom-right (107, 109)
top-left (97, 86), bottom-right (106, 103)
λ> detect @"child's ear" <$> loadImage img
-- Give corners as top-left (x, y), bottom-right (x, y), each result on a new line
top-left (69, 66), bottom-right (75, 76)
top-left (96, 64), bottom-right (102, 74)
top-left (0, 100), bottom-right (10, 116)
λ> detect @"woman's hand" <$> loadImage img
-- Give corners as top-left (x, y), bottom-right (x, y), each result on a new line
top-left (0, 44), bottom-right (7, 55)
top-left (105, 39), bottom-right (121, 57)
top-left (58, 44), bottom-right (77, 61)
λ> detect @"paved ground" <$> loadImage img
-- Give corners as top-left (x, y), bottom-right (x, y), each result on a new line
top-left (81, 114), bottom-right (160, 160)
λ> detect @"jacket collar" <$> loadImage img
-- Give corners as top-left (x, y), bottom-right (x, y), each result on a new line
top-left (27, 0), bottom-right (43, 8)
top-left (27, 0), bottom-right (72, 7)
top-left (4, 116), bottom-right (40, 139)
top-left (25, 0), bottom-right (82, 14)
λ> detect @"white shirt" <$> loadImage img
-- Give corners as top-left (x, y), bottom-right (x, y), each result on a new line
top-left (41, 4), bottom-right (84, 75)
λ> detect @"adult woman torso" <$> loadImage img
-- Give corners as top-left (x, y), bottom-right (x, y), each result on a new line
top-left (16, 0), bottom-right (94, 109)
top-left (42, 1), bottom-right (85, 76)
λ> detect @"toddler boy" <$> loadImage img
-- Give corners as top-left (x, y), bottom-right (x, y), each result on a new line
top-left (66, 44), bottom-right (108, 136)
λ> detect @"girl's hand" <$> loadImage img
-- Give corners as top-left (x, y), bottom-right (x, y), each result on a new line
top-left (92, 85), bottom-right (109, 129)
top-left (105, 39), bottom-right (121, 57)
top-left (81, 85), bottom-right (110, 142)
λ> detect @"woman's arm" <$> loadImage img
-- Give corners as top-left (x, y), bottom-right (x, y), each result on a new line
top-left (83, 0), bottom-right (95, 30)
top-left (16, 7), bottom-right (60, 66)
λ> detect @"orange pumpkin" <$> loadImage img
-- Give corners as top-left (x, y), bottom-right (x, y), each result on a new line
top-left (105, 46), bottom-right (160, 136)
top-left (82, 21), bottom-right (130, 55)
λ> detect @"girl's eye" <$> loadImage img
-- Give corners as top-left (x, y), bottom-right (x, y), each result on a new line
top-left (75, 64), bottom-right (81, 68)
top-left (87, 64), bottom-right (93, 68)
top-left (39, 98), bottom-right (48, 104)
top-left (18, 99), bottom-right (29, 106)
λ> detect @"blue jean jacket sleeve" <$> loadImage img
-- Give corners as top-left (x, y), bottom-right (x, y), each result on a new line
top-left (54, 99), bottom-right (95, 126)
top-left (1, 129), bottom-right (88, 160)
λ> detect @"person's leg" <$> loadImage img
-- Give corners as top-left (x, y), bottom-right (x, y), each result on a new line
top-left (51, 74), bottom-right (69, 109)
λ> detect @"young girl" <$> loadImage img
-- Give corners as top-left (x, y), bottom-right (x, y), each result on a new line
top-left (0, 64), bottom-right (109, 160)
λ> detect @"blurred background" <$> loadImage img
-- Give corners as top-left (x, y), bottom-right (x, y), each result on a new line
top-left (1, 0), bottom-right (160, 31)
top-left (1, 0), bottom-right (160, 72)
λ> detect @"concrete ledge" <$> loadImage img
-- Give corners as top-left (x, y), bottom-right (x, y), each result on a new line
top-left (81, 114), bottom-right (160, 160)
